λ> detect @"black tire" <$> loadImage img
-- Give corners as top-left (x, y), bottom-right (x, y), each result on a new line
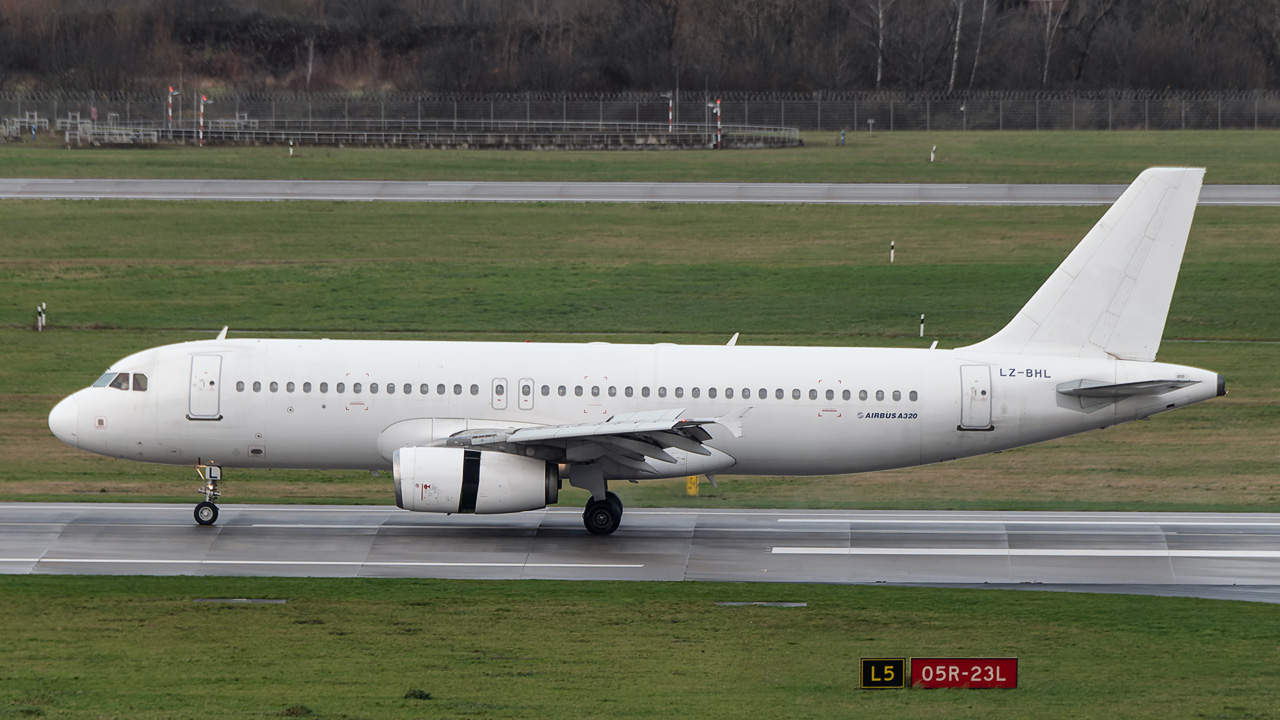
top-left (194, 501), bottom-right (219, 526)
top-left (604, 491), bottom-right (623, 515)
top-left (583, 499), bottom-right (621, 535)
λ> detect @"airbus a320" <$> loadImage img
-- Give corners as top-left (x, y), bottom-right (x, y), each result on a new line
top-left (48, 168), bottom-right (1224, 534)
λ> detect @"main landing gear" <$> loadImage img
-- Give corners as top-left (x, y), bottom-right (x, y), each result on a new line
top-left (194, 462), bottom-right (222, 526)
top-left (583, 491), bottom-right (623, 536)
top-left (570, 463), bottom-right (623, 535)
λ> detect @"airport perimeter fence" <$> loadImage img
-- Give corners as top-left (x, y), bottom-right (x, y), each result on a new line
top-left (4, 90), bottom-right (1280, 139)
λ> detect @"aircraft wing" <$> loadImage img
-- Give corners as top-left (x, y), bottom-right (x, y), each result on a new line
top-left (446, 408), bottom-right (745, 473)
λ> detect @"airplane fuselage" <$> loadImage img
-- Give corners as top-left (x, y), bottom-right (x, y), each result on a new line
top-left (50, 338), bottom-right (1222, 478)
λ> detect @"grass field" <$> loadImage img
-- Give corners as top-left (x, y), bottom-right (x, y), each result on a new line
top-left (2, 576), bottom-right (1277, 719)
top-left (3, 130), bottom-right (1280, 184)
top-left (2, 139), bottom-right (1279, 717)
top-left (1, 199), bottom-right (1277, 510)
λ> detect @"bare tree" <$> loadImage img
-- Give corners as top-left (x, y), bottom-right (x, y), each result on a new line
top-left (1038, 0), bottom-right (1070, 87)
top-left (947, 0), bottom-right (965, 92)
top-left (1066, 0), bottom-right (1120, 83)
top-left (305, 37), bottom-right (315, 91)
top-left (850, 0), bottom-right (900, 89)
top-left (966, 0), bottom-right (987, 90)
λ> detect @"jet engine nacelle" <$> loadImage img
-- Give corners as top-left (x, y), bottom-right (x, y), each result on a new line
top-left (393, 446), bottom-right (558, 514)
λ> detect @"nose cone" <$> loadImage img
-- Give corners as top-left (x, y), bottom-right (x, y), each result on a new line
top-left (49, 395), bottom-right (79, 448)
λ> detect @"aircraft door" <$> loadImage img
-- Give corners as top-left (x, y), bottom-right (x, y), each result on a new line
top-left (189, 354), bottom-right (223, 420)
top-left (518, 378), bottom-right (534, 410)
top-left (491, 378), bottom-right (508, 410)
top-left (959, 365), bottom-right (992, 430)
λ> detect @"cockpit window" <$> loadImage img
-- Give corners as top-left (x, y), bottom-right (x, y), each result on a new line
top-left (108, 373), bottom-right (130, 391)
top-left (92, 372), bottom-right (116, 388)
top-left (132, 374), bottom-right (148, 392)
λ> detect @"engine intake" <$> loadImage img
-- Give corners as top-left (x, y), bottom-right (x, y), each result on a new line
top-left (393, 446), bottom-right (558, 514)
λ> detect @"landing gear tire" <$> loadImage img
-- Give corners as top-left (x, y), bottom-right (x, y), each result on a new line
top-left (583, 502), bottom-right (619, 535)
top-left (583, 494), bottom-right (623, 535)
top-left (194, 501), bottom-right (219, 526)
top-left (605, 491), bottom-right (623, 514)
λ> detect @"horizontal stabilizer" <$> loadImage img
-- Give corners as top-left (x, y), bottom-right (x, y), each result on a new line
top-left (1056, 378), bottom-right (1200, 398)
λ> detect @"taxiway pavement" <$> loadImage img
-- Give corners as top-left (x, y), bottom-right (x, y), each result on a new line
top-left (1, 178), bottom-right (1278, 205)
top-left (3, 503), bottom-right (1278, 603)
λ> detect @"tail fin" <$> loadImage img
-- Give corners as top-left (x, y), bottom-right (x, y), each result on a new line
top-left (961, 167), bottom-right (1204, 362)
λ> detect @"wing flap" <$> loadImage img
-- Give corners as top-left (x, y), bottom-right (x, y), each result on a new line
top-left (451, 408), bottom-right (740, 469)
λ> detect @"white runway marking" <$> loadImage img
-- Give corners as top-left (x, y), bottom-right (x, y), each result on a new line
top-left (0, 558), bottom-right (645, 569)
top-left (776, 518), bottom-right (1280, 527)
top-left (771, 547), bottom-right (1280, 558)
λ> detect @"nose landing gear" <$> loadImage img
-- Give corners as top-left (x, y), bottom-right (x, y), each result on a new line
top-left (194, 462), bottom-right (222, 526)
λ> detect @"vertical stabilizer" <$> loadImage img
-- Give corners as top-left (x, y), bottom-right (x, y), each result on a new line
top-left (961, 167), bottom-right (1204, 362)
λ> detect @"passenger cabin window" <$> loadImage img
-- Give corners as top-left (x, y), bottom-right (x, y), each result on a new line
top-left (825, 389), bottom-right (834, 401)
top-left (237, 381), bottom-right (245, 392)
top-left (809, 389), bottom-right (817, 400)
top-left (370, 383), bottom-right (379, 394)
top-left (642, 387), bottom-right (650, 398)
top-left (336, 383), bottom-right (345, 394)
top-left (496, 384), bottom-right (505, 396)
top-left (320, 382), bottom-right (329, 393)
top-left (353, 383), bottom-right (362, 394)
top-left (775, 388), bottom-right (784, 400)
top-left (758, 388), bottom-right (766, 400)
top-left (859, 390), bottom-right (868, 401)
top-left (691, 387), bottom-right (700, 398)
top-left (893, 390), bottom-right (901, 401)
top-left (725, 388), bottom-right (735, 399)
top-left (438, 384), bottom-right (446, 395)
top-left (287, 381), bottom-right (295, 393)
top-left (608, 386), bottom-right (616, 397)
top-left (303, 382), bottom-right (312, 393)
top-left (742, 388), bottom-right (751, 399)
top-left (132, 374), bottom-right (147, 392)
top-left (575, 386), bottom-right (584, 397)
top-left (541, 385), bottom-right (550, 396)
top-left (675, 387), bottom-right (684, 398)
top-left (792, 389), bottom-right (801, 400)
top-left (253, 381), bottom-right (262, 393)
top-left (909, 391), bottom-right (918, 401)
top-left (658, 387), bottom-right (667, 398)
top-left (625, 386), bottom-right (634, 397)
top-left (270, 381), bottom-right (279, 393)
top-left (558, 385), bottom-right (567, 396)
top-left (843, 389), bottom-right (851, 401)
top-left (453, 384), bottom-right (462, 395)
top-left (386, 383), bottom-right (394, 395)
top-left (405, 384), bottom-right (413, 394)
top-left (591, 386), bottom-right (599, 397)
top-left (708, 388), bottom-right (717, 399)
top-left (875, 390), bottom-right (884, 401)
top-left (523, 384), bottom-right (532, 397)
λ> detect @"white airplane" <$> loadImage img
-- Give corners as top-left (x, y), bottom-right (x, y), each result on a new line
top-left (48, 168), bottom-right (1224, 535)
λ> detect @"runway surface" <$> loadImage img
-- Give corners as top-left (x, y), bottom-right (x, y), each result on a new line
top-left (2, 178), bottom-right (1279, 205)
top-left (4, 503), bottom-right (1279, 603)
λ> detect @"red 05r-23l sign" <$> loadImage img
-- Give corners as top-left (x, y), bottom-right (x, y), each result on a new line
top-left (910, 658), bottom-right (1018, 689)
